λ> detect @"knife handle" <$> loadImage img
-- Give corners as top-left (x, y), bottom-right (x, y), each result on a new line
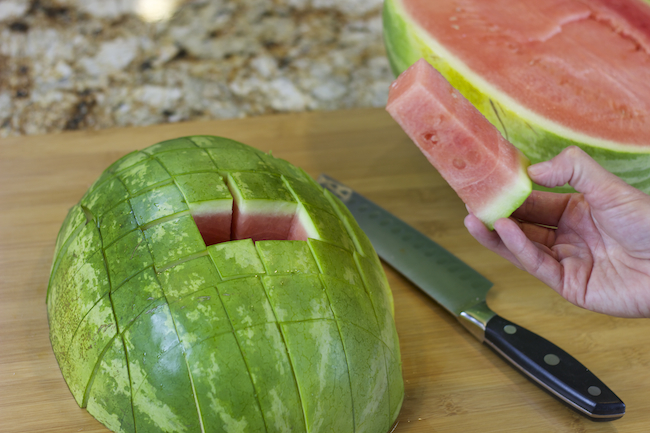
top-left (484, 314), bottom-right (625, 421)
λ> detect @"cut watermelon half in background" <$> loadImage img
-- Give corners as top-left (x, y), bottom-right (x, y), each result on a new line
top-left (387, 58), bottom-right (532, 229)
top-left (383, 0), bottom-right (650, 193)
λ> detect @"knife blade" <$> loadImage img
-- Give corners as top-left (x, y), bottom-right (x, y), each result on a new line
top-left (318, 174), bottom-right (625, 421)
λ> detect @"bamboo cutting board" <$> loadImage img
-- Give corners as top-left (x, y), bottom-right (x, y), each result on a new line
top-left (1, 107), bottom-right (649, 432)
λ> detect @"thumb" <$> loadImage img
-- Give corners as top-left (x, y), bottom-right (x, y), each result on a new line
top-left (527, 146), bottom-right (626, 197)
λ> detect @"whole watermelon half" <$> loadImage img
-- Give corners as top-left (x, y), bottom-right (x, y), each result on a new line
top-left (383, 0), bottom-right (650, 193)
top-left (47, 136), bottom-right (404, 433)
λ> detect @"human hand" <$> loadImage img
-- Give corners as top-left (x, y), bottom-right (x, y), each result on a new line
top-left (464, 146), bottom-right (650, 317)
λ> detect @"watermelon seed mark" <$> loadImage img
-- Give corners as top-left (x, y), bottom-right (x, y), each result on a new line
top-left (452, 158), bottom-right (467, 170)
top-left (489, 99), bottom-right (509, 141)
top-left (422, 132), bottom-right (439, 146)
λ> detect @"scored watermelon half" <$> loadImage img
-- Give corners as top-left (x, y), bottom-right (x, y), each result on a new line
top-left (387, 58), bottom-right (532, 229)
top-left (383, 0), bottom-right (650, 193)
top-left (47, 136), bottom-right (404, 433)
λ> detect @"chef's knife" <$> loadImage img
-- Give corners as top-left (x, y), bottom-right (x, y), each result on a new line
top-left (318, 174), bottom-right (625, 421)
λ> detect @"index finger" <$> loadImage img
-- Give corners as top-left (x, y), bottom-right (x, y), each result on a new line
top-left (511, 190), bottom-right (573, 227)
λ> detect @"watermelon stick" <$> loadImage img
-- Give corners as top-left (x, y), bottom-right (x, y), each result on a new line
top-left (386, 58), bottom-right (532, 230)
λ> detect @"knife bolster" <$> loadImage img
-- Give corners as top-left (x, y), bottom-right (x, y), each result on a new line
top-left (459, 301), bottom-right (496, 342)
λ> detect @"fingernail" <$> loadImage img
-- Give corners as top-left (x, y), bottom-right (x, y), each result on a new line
top-left (528, 161), bottom-right (550, 177)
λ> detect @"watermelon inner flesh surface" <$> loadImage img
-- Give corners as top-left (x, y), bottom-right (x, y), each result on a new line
top-left (231, 202), bottom-right (300, 242)
top-left (189, 201), bottom-right (233, 245)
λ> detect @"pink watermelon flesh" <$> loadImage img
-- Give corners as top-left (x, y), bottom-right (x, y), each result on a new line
top-left (231, 201), bottom-right (299, 242)
top-left (386, 58), bottom-right (531, 226)
top-left (401, 0), bottom-right (650, 145)
top-left (192, 211), bottom-right (232, 245)
top-left (287, 220), bottom-right (310, 242)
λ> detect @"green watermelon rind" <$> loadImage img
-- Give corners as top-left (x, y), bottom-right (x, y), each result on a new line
top-left (48, 136), bottom-right (404, 433)
top-left (383, 0), bottom-right (650, 194)
top-left (474, 151), bottom-right (532, 230)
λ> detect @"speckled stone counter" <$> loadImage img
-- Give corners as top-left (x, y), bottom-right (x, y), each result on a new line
top-left (0, 0), bottom-right (393, 137)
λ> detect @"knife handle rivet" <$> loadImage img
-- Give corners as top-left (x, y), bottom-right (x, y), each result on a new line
top-left (544, 354), bottom-right (561, 366)
top-left (503, 324), bottom-right (517, 335)
top-left (588, 386), bottom-right (602, 396)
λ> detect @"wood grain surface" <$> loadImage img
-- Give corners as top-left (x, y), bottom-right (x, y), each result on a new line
top-left (1, 108), bottom-right (649, 432)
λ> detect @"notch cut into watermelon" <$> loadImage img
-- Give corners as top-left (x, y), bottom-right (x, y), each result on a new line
top-left (187, 171), bottom-right (312, 245)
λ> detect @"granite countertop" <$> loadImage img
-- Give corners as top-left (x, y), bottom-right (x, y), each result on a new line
top-left (0, 0), bottom-right (393, 137)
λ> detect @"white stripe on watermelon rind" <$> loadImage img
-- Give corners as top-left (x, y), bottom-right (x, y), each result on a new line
top-left (226, 172), bottom-right (298, 216)
top-left (188, 199), bottom-right (234, 216)
top-left (293, 204), bottom-right (321, 240)
top-left (236, 200), bottom-right (298, 216)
